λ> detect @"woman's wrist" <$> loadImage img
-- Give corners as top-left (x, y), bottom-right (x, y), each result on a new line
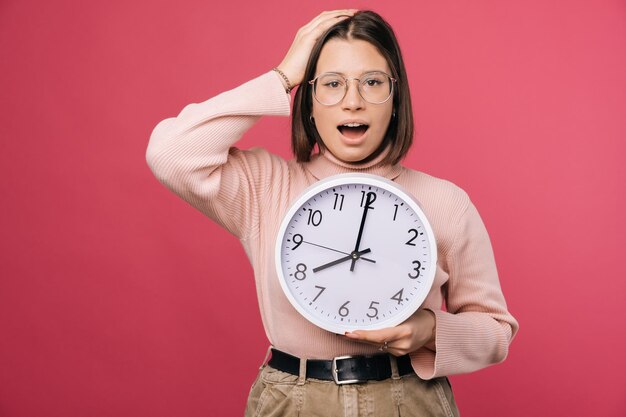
top-left (423, 309), bottom-right (437, 351)
top-left (272, 67), bottom-right (293, 93)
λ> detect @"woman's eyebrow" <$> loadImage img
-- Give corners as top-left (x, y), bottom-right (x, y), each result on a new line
top-left (321, 69), bottom-right (387, 76)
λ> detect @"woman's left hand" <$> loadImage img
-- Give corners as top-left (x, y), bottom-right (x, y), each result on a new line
top-left (344, 309), bottom-right (437, 356)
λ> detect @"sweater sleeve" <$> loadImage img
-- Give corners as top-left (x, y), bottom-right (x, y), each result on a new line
top-left (145, 71), bottom-right (291, 239)
top-left (410, 199), bottom-right (519, 379)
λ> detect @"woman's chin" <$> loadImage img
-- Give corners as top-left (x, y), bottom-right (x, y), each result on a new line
top-left (325, 147), bottom-right (376, 164)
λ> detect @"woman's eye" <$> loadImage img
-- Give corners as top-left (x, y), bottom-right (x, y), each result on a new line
top-left (324, 81), bottom-right (341, 88)
top-left (365, 79), bottom-right (382, 87)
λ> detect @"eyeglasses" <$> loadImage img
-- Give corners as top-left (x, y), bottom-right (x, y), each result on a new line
top-left (308, 71), bottom-right (397, 106)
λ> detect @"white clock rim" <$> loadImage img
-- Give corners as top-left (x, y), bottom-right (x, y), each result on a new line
top-left (274, 173), bottom-right (438, 335)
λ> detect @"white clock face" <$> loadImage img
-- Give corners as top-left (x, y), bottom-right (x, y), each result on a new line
top-left (275, 173), bottom-right (437, 334)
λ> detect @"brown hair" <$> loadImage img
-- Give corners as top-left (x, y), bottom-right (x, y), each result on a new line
top-left (291, 10), bottom-right (414, 165)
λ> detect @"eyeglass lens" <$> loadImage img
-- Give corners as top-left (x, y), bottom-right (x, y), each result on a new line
top-left (313, 72), bottom-right (393, 105)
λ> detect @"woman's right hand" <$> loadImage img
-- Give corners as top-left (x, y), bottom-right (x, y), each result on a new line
top-left (276, 9), bottom-right (357, 89)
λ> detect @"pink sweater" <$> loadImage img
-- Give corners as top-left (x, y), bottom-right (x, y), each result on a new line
top-left (145, 71), bottom-right (519, 379)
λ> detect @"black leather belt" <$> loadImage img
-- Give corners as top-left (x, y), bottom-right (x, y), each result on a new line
top-left (267, 348), bottom-right (415, 385)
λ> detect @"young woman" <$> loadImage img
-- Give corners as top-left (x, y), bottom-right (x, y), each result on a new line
top-left (146, 10), bottom-right (518, 417)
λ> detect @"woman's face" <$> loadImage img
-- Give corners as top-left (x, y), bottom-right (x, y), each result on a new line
top-left (311, 38), bottom-right (394, 163)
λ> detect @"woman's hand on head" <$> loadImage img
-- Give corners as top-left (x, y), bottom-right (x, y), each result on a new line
top-left (276, 9), bottom-right (357, 88)
top-left (344, 309), bottom-right (437, 356)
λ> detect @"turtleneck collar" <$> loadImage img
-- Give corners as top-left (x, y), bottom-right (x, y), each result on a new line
top-left (303, 145), bottom-right (404, 181)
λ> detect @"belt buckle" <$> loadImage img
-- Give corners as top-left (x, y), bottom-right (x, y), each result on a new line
top-left (331, 355), bottom-right (362, 385)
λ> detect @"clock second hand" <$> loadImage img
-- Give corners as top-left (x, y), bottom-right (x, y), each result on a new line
top-left (312, 248), bottom-right (372, 273)
top-left (302, 240), bottom-right (375, 263)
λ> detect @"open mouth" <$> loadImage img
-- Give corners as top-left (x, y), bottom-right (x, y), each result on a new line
top-left (337, 123), bottom-right (369, 140)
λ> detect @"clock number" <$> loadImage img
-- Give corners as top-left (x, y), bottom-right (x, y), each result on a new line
top-left (291, 234), bottom-right (303, 250)
top-left (307, 209), bottom-right (323, 226)
top-left (366, 301), bottom-right (380, 318)
top-left (408, 260), bottom-right (421, 279)
top-left (294, 263), bottom-right (307, 280)
top-left (393, 204), bottom-right (399, 221)
top-left (406, 229), bottom-right (418, 246)
top-left (339, 301), bottom-right (350, 317)
top-left (333, 193), bottom-right (345, 211)
top-left (360, 191), bottom-right (377, 208)
top-left (313, 286), bottom-right (326, 302)
top-left (391, 289), bottom-right (404, 305)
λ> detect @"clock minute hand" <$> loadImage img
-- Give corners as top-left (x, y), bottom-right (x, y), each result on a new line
top-left (351, 192), bottom-right (376, 271)
top-left (313, 248), bottom-right (372, 273)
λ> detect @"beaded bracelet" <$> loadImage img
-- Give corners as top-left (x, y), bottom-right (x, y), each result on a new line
top-left (272, 67), bottom-right (293, 93)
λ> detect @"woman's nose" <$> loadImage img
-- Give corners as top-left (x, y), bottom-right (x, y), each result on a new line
top-left (341, 80), bottom-right (364, 110)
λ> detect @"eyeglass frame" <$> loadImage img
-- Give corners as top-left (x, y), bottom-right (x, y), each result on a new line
top-left (308, 71), bottom-right (397, 106)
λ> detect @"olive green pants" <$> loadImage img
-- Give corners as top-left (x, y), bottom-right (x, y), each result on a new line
top-left (245, 362), bottom-right (460, 417)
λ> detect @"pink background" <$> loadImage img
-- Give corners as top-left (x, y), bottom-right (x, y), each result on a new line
top-left (1, 0), bottom-right (625, 416)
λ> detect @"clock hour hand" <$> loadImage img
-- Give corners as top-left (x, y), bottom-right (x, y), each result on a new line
top-left (313, 248), bottom-right (372, 273)
top-left (351, 192), bottom-right (376, 271)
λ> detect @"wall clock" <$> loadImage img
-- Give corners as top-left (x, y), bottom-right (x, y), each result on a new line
top-left (275, 173), bottom-right (437, 334)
